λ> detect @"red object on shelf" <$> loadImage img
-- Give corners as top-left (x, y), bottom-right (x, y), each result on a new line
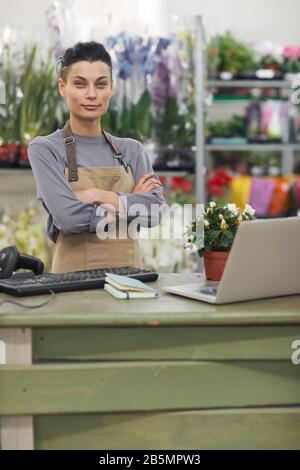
top-left (171, 176), bottom-right (192, 193)
top-left (207, 167), bottom-right (232, 198)
top-left (269, 179), bottom-right (290, 215)
top-left (19, 145), bottom-right (28, 161)
top-left (0, 144), bottom-right (19, 166)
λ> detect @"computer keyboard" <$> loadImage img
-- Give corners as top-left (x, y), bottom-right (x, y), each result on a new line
top-left (0, 267), bottom-right (159, 297)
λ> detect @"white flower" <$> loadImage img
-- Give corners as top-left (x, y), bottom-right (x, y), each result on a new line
top-left (220, 219), bottom-right (228, 230)
top-left (209, 201), bottom-right (216, 208)
top-left (226, 203), bottom-right (238, 216)
top-left (218, 214), bottom-right (224, 220)
top-left (244, 204), bottom-right (256, 217)
top-left (204, 219), bottom-right (209, 227)
top-left (255, 41), bottom-right (283, 62)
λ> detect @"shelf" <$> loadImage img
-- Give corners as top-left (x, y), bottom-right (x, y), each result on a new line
top-left (155, 170), bottom-right (194, 177)
top-left (206, 144), bottom-right (300, 152)
top-left (212, 97), bottom-right (288, 105)
top-left (207, 80), bottom-right (291, 89)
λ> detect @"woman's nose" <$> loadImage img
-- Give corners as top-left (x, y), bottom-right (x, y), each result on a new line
top-left (86, 87), bottom-right (97, 98)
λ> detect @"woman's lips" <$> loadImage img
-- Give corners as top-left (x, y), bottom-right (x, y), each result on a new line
top-left (82, 105), bottom-right (99, 110)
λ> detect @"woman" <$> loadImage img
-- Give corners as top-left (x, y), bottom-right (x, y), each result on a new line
top-left (28, 41), bottom-right (165, 273)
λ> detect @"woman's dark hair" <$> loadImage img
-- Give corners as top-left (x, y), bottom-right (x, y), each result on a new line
top-left (57, 41), bottom-right (113, 81)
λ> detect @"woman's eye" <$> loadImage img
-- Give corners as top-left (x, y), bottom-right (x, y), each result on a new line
top-left (74, 83), bottom-right (85, 87)
top-left (97, 83), bottom-right (107, 88)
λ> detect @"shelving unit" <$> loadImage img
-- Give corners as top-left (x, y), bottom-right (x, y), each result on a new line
top-left (207, 80), bottom-right (291, 88)
top-left (194, 16), bottom-right (300, 203)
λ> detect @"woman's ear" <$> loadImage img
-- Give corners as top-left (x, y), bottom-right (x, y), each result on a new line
top-left (58, 78), bottom-right (66, 98)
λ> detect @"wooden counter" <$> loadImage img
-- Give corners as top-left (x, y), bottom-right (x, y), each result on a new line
top-left (0, 273), bottom-right (300, 450)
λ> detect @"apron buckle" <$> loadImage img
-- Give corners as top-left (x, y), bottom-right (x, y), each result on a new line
top-left (64, 136), bottom-right (75, 145)
top-left (114, 154), bottom-right (129, 173)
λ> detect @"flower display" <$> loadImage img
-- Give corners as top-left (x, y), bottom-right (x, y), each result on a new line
top-left (184, 202), bottom-right (256, 257)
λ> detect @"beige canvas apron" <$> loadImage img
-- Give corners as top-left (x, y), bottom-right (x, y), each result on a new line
top-left (51, 121), bottom-right (142, 273)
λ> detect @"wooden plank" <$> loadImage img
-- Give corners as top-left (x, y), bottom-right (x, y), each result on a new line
top-left (0, 328), bottom-right (34, 450)
top-left (34, 407), bottom-right (300, 450)
top-left (33, 326), bottom-right (300, 361)
top-left (1, 274), bottom-right (300, 328)
top-left (0, 361), bottom-right (299, 415)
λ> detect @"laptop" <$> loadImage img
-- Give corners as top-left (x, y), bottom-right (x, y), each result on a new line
top-left (164, 217), bottom-right (300, 304)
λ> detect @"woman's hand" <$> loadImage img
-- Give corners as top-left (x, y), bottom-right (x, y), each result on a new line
top-left (132, 172), bottom-right (163, 194)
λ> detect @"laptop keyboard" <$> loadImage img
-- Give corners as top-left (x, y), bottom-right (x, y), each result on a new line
top-left (200, 287), bottom-right (218, 296)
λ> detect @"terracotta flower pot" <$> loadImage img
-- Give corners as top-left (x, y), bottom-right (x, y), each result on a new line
top-left (203, 250), bottom-right (230, 281)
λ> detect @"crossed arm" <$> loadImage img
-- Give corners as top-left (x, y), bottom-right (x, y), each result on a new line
top-left (74, 172), bottom-right (163, 213)
top-left (28, 141), bottom-right (165, 236)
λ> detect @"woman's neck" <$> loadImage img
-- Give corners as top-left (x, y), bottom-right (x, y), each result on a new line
top-left (69, 116), bottom-right (102, 137)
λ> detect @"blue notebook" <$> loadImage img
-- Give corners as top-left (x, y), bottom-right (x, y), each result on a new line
top-left (104, 273), bottom-right (159, 299)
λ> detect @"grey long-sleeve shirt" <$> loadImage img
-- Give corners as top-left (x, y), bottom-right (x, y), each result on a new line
top-left (28, 128), bottom-right (165, 243)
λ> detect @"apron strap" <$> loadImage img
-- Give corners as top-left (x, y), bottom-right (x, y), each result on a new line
top-left (63, 120), bottom-right (79, 182)
top-left (62, 121), bottom-right (129, 181)
top-left (102, 129), bottom-right (129, 173)
top-left (102, 129), bottom-right (122, 156)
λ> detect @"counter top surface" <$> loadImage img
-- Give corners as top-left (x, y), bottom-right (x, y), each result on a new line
top-left (0, 273), bottom-right (300, 327)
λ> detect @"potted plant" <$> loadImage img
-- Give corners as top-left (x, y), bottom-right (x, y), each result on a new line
top-left (18, 44), bottom-right (61, 167)
top-left (249, 151), bottom-right (281, 176)
top-left (184, 202), bottom-right (256, 281)
top-left (254, 41), bottom-right (284, 79)
top-left (205, 115), bottom-right (247, 144)
top-left (207, 32), bottom-right (255, 79)
top-left (282, 45), bottom-right (300, 81)
top-left (0, 45), bottom-right (21, 167)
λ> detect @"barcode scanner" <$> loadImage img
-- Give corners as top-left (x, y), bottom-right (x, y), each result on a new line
top-left (0, 246), bottom-right (44, 279)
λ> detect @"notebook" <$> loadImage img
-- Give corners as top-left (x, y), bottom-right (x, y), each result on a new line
top-left (104, 273), bottom-right (159, 299)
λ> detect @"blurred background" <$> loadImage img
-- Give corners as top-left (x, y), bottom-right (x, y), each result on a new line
top-left (1, 0), bottom-right (300, 272)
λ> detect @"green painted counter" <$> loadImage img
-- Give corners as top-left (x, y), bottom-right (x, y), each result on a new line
top-left (0, 273), bottom-right (300, 449)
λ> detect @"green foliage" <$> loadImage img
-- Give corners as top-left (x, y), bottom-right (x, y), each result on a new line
top-left (249, 151), bottom-right (281, 169)
top-left (208, 32), bottom-right (255, 75)
top-left (0, 43), bottom-right (60, 145)
top-left (206, 115), bottom-right (247, 139)
top-left (0, 45), bottom-right (21, 143)
top-left (155, 97), bottom-right (195, 147)
top-left (102, 90), bottom-right (152, 142)
top-left (19, 44), bottom-right (60, 144)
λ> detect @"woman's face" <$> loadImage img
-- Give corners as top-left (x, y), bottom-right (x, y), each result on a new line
top-left (58, 60), bottom-right (113, 121)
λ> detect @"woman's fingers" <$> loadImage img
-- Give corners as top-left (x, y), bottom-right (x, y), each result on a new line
top-left (141, 172), bottom-right (155, 183)
top-left (134, 173), bottom-right (154, 189)
top-left (139, 181), bottom-right (162, 193)
top-left (132, 172), bottom-right (163, 193)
